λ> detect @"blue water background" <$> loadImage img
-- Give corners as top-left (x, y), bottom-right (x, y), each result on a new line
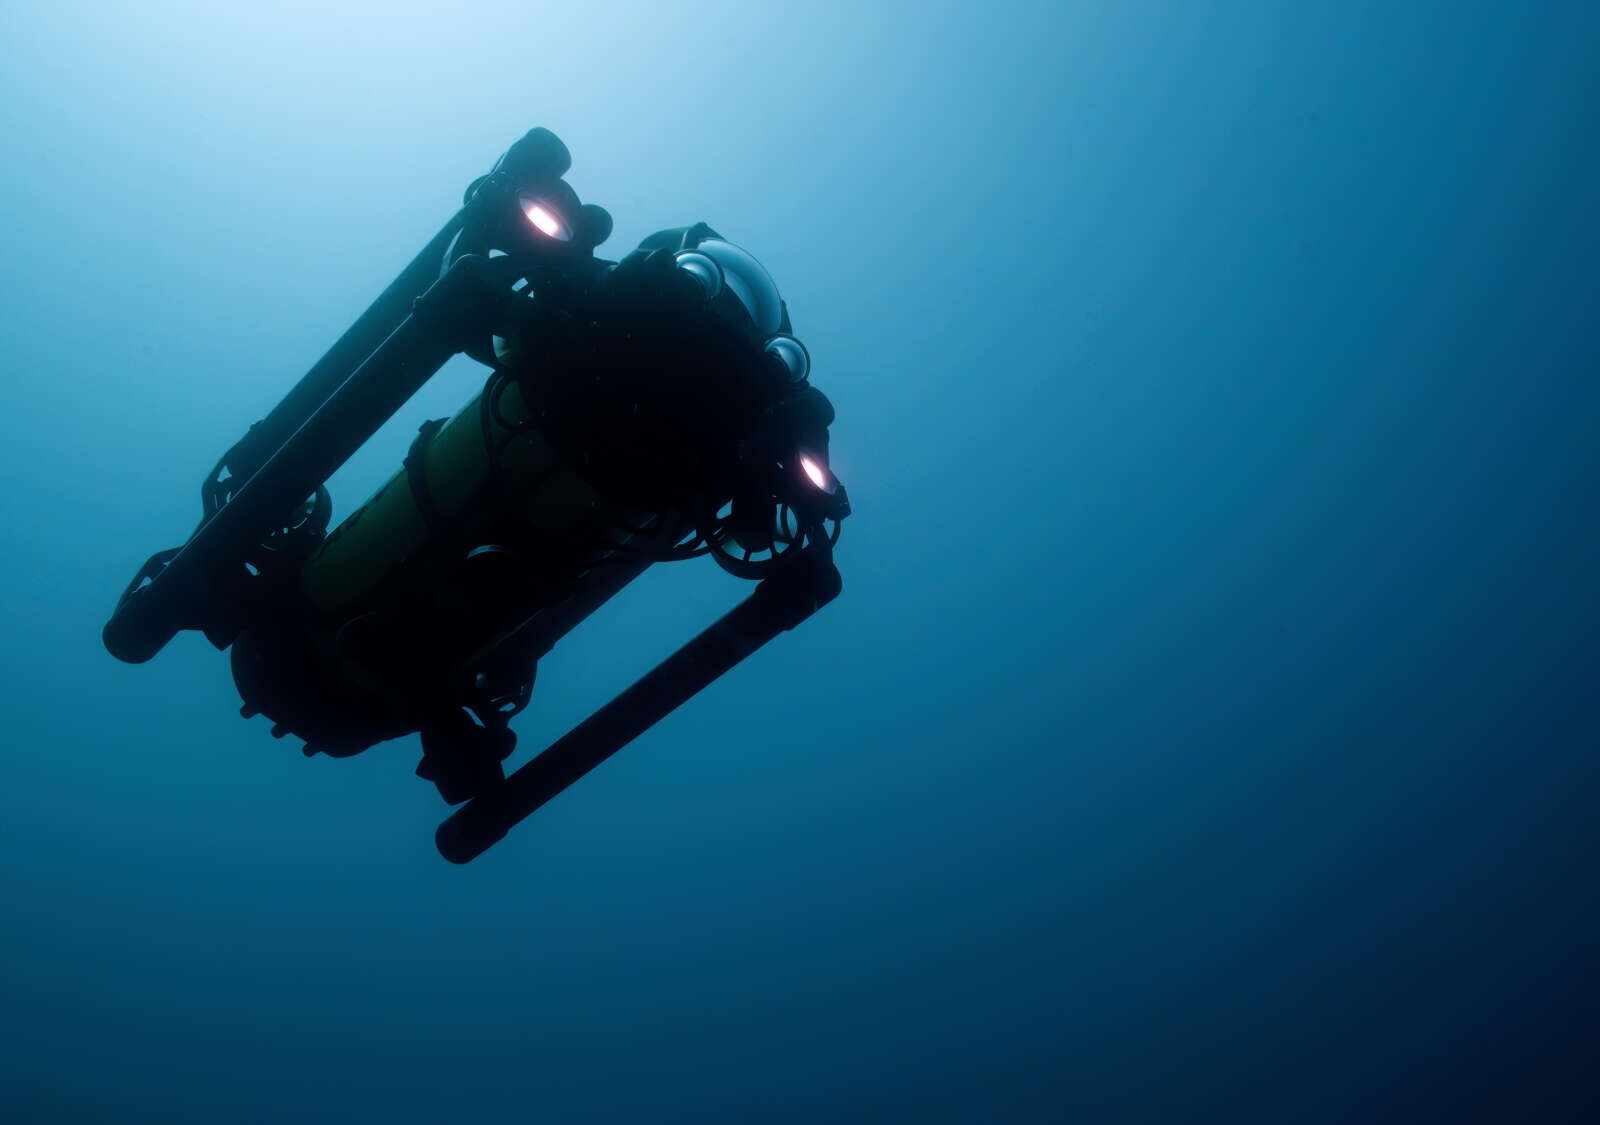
top-left (1, 3), bottom-right (1596, 1120)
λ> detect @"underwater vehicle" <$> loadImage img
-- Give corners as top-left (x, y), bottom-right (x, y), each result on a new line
top-left (102, 127), bottom-right (849, 863)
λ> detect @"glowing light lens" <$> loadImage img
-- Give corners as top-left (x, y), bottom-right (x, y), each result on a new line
top-left (519, 195), bottom-right (572, 241)
top-left (801, 456), bottom-right (829, 490)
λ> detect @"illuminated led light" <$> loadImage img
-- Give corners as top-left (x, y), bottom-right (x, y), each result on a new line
top-left (801, 456), bottom-right (829, 490)
top-left (519, 195), bottom-right (572, 241)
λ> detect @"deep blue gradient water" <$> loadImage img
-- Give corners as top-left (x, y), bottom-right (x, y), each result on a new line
top-left (2, 3), bottom-right (1597, 1121)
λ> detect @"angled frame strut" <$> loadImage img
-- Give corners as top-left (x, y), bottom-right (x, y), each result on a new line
top-left (219, 207), bottom-right (468, 490)
top-left (103, 253), bottom-right (503, 664)
top-left (435, 541), bottom-right (843, 863)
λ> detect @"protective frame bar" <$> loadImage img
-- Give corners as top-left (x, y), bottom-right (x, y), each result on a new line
top-left (104, 254), bottom-right (504, 664)
top-left (436, 541), bottom-right (842, 863)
